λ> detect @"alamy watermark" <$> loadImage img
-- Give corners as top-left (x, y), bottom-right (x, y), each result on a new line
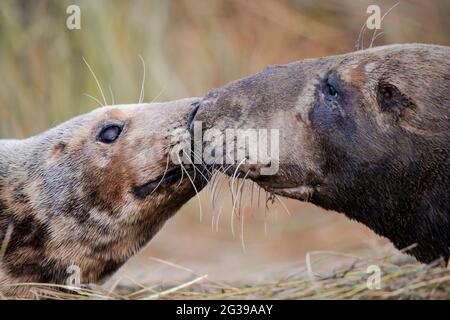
top-left (169, 121), bottom-right (280, 176)
top-left (366, 5), bottom-right (382, 30)
top-left (66, 5), bottom-right (81, 30)
top-left (366, 264), bottom-right (382, 290)
top-left (66, 264), bottom-right (81, 287)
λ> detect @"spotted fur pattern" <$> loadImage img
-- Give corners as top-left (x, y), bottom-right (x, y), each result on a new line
top-left (0, 98), bottom-right (205, 297)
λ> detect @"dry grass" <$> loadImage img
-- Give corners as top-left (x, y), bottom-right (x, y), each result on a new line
top-left (3, 250), bottom-right (449, 300)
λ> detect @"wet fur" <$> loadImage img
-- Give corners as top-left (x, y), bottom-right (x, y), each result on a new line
top-left (196, 44), bottom-right (450, 263)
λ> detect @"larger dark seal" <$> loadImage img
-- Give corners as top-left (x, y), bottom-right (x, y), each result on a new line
top-left (0, 98), bottom-right (205, 297)
top-left (194, 44), bottom-right (450, 263)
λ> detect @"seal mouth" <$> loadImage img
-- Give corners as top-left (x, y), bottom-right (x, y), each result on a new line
top-left (158, 167), bottom-right (185, 184)
top-left (132, 166), bottom-right (194, 199)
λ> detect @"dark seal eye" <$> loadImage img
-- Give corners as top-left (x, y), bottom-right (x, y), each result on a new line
top-left (326, 82), bottom-right (338, 98)
top-left (97, 125), bottom-right (122, 144)
top-left (324, 75), bottom-right (340, 99)
top-left (377, 82), bottom-right (415, 119)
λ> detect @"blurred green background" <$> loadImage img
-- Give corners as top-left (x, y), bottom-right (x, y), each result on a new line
top-left (1, 0), bottom-right (449, 282)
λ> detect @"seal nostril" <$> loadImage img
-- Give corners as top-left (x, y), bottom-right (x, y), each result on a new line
top-left (187, 101), bottom-right (201, 132)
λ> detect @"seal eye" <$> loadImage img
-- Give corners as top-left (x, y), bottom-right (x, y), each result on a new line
top-left (97, 125), bottom-right (122, 144)
top-left (323, 74), bottom-right (340, 99)
top-left (326, 83), bottom-right (338, 98)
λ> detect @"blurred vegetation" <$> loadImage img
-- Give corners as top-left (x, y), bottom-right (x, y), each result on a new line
top-left (1, 0), bottom-right (449, 138)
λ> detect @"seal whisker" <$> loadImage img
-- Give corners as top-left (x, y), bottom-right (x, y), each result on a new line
top-left (234, 171), bottom-right (250, 251)
top-left (166, 147), bottom-right (186, 189)
top-left (204, 160), bottom-right (219, 202)
top-left (176, 167), bottom-right (185, 188)
top-left (264, 190), bottom-right (270, 235)
top-left (240, 199), bottom-right (246, 253)
top-left (212, 164), bottom-right (235, 208)
top-left (214, 173), bottom-right (231, 209)
top-left (149, 153), bottom-right (171, 196)
top-left (82, 56), bottom-right (108, 106)
top-left (230, 159), bottom-right (246, 199)
top-left (250, 181), bottom-right (255, 208)
top-left (138, 54), bottom-right (146, 104)
top-left (229, 160), bottom-right (248, 237)
top-left (213, 177), bottom-right (229, 232)
top-left (355, 20), bottom-right (367, 51)
top-left (190, 150), bottom-right (213, 183)
top-left (151, 86), bottom-right (166, 103)
top-left (177, 154), bottom-right (203, 222)
top-left (274, 195), bottom-right (292, 217)
top-left (83, 93), bottom-right (104, 108)
top-left (210, 171), bottom-right (224, 208)
top-left (208, 167), bottom-right (223, 207)
top-left (369, 32), bottom-right (385, 48)
top-left (192, 165), bottom-right (211, 185)
top-left (210, 170), bottom-right (223, 208)
top-left (214, 205), bottom-right (223, 233)
top-left (369, 2), bottom-right (400, 49)
top-left (208, 167), bottom-right (220, 195)
top-left (108, 84), bottom-right (115, 105)
top-left (257, 183), bottom-right (262, 208)
top-left (236, 174), bottom-right (247, 218)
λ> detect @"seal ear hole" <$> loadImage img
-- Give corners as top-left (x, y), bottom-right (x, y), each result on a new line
top-left (377, 82), bottom-right (415, 119)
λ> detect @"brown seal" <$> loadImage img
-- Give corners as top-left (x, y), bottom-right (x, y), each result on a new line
top-left (195, 44), bottom-right (450, 264)
top-left (0, 98), bottom-right (205, 296)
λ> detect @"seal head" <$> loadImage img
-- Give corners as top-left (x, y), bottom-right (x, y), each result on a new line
top-left (0, 98), bottom-right (206, 295)
top-left (195, 44), bottom-right (450, 263)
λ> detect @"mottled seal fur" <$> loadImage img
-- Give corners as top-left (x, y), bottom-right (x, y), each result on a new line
top-left (195, 44), bottom-right (450, 263)
top-left (0, 98), bottom-right (205, 296)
